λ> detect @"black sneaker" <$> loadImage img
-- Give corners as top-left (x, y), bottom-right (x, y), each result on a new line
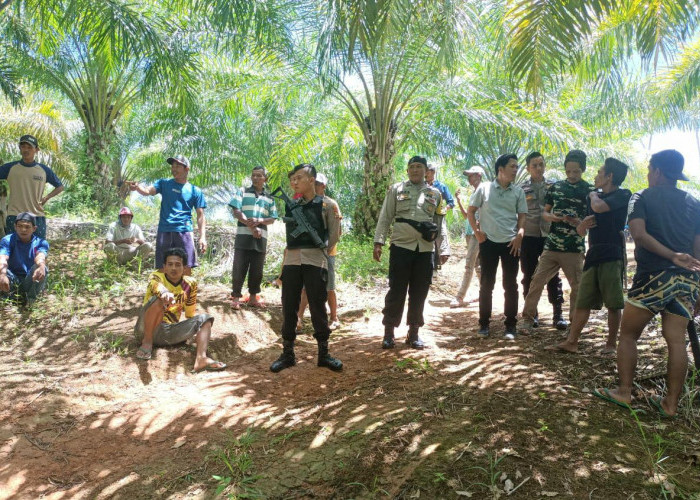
top-left (554, 317), bottom-right (569, 330)
top-left (477, 327), bottom-right (490, 337)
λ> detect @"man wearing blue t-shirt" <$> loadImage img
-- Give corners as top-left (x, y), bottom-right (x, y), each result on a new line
top-left (128, 155), bottom-right (207, 274)
top-left (0, 212), bottom-right (49, 305)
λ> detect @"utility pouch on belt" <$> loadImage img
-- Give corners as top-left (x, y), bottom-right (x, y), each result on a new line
top-left (396, 218), bottom-right (439, 242)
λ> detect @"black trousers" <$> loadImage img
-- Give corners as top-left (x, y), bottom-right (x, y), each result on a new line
top-left (281, 264), bottom-right (329, 342)
top-left (231, 247), bottom-right (266, 297)
top-left (382, 245), bottom-right (433, 328)
top-left (479, 239), bottom-right (519, 329)
top-left (519, 236), bottom-right (563, 308)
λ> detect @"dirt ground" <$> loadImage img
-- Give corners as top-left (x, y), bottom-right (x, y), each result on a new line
top-left (1, 239), bottom-right (699, 499)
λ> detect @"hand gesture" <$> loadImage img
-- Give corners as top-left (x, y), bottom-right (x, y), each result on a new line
top-left (32, 265), bottom-right (46, 282)
top-left (252, 227), bottom-right (263, 239)
top-left (0, 274), bottom-right (9, 292)
top-left (160, 291), bottom-right (176, 306)
top-left (455, 188), bottom-right (461, 197)
top-left (671, 253), bottom-right (700, 272)
top-left (507, 234), bottom-right (523, 256)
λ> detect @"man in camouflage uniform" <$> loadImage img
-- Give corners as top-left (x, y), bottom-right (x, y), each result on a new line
top-left (520, 152), bottom-right (566, 330)
top-left (374, 156), bottom-right (449, 349)
top-left (520, 150), bottom-right (593, 332)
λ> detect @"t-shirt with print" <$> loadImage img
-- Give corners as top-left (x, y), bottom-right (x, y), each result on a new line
top-left (0, 233), bottom-right (49, 277)
top-left (143, 271), bottom-right (198, 324)
top-left (228, 186), bottom-right (278, 253)
top-left (544, 179), bottom-right (593, 253)
top-left (0, 161), bottom-right (63, 217)
top-left (628, 186), bottom-right (700, 275)
top-left (154, 179), bottom-right (206, 233)
top-left (583, 188), bottom-right (632, 270)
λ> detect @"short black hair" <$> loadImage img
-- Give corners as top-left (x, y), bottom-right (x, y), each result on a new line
top-left (525, 151), bottom-right (543, 166)
top-left (564, 149), bottom-right (587, 172)
top-left (408, 155), bottom-right (428, 168)
top-left (291, 163), bottom-right (317, 178)
top-left (163, 247), bottom-right (187, 265)
top-left (252, 165), bottom-right (268, 179)
top-left (602, 158), bottom-right (629, 186)
top-left (494, 153), bottom-right (517, 175)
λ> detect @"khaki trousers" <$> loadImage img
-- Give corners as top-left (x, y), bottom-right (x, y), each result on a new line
top-left (105, 242), bottom-right (153, 265)
top-left (522, 250), bottom-right (583, 322)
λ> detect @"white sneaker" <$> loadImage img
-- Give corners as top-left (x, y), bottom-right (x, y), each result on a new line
top-left (329, 320), bottom-right (341, 330)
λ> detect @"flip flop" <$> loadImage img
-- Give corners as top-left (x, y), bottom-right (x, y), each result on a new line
top-left (649, 396), bottom-right (677, 418)
top-left (136, 347), bottom-right (152, 360)
top-left (192, 360), bottom-right (227, 373)
top-left (593, 388), bottom-right (631, 410)
top-left (248, 298), bottom-right (266, 309)
top-left (230, 297), bottom-right (241, 310)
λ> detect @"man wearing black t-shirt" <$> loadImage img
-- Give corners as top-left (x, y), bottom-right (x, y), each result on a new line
top-left (548, 158), bottom-right (631, 354)
top-left (594, 150), bottom-right (700, 418)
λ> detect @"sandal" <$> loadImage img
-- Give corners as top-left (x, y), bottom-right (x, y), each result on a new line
top-left (230, 296), bottom-right (241, 310)
top-left (248, 296), bottom-right (266, 308)
top-left (192, 360), bottom-right (227, 373)
top-left (136, 346), bottom-right (152, 360)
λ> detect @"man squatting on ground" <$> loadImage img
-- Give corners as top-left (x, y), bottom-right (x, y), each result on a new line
top-left (297, 173), bottom-right (343, 331)
top-left (467, 154), bottom-right (527, 339)
top-left (128, 154), bottom-right (207, 275)
top-left (0, 134), bottom-right (64, 239)
top-left (426, 164), bottom-right (454, 271)
top-left (134, 247), bottom-right (226, 372)
top-left (519, 150), bottom-right (592, 333)
top-left (374, 156), bottom-right (449, 350)
top-left (270, 164), bottom-right (343, 373)
top-left (550, 158), bottom-right (631, 355)
top-left (519, 152), bottom-right (566, 329)
top-left (228, 166), bottom-right (278, 309)
top-left (595, 150), bottom-right (700, 418)
top-left (451, 166), bottom-right (484, 308)
top-left (0, 212), bottom-right (48, 305)
top-left (104, 207), bottom-right (153, 265)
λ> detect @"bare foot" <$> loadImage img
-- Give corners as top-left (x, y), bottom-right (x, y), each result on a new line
top-left (605, 388), bottom-right (631, 406)
top-left (601, 345), bottom-right (616, 355)
top-left (545, 341), bottom-right (578, 353)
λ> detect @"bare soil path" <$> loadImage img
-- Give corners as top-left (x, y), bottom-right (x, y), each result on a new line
top-left (1, 240), bottom-right (699, 499)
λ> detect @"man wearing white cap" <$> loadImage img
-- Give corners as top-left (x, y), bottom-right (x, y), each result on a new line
top-left (128, 154), bottom-right (207, 274)
top-left (450, 166), bottom-right (484, 308)
top-left (104, 207), bottom-right (153, 265)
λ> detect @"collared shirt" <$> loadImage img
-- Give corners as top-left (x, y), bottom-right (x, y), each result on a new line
top-left (374, 180), bottom-right (445, 253)
top-left (0, 233), bottom-right (49, 277)
top-left (521, 178), bottom-right (555, 237)
top-left (144, 272), bottom-right (197, 324)
top-left (544, 179), bottom-right (593, 253)
top-left (228, 186), bottom-right (278, 252)
top-left (0, 160), bottom-right (63, 216)
top-left (106, 221), bottom-right (146, 249)
top-left (469, 180), bottom-right (527, 243)
top-left (283, 195), bottom-right (340, 269)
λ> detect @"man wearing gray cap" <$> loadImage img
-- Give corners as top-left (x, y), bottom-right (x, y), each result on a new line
top-left (128, 154), bottom-right (207, 274)
top-left (0, 212), bottom-right (49, 305)
top-left (0, 135), bottom-right (64, 239)
top-left (451, 166), bottom-right (484, 308)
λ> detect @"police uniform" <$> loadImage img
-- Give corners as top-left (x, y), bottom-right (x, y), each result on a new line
top-left (520, 178), bottom-right (564, 322)
top-left (374, 179), bottom-right (448, 341)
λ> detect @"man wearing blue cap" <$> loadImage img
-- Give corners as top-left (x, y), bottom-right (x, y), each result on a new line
top-left (0, 135), bottom-right (64, 239)
top-left (0, 212), bottom-right (49, 305)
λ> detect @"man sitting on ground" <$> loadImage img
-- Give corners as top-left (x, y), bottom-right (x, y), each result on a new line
top-left (548, 158), bottom-right (631, 355)
top-left (595, 150), bottom-right (700, 417)
top-left (104, 207), bottom-right (153, 265)
top-left (134, 247), bottom-right (226, 372)
top-left (0, 212), bottom-right (48, 305)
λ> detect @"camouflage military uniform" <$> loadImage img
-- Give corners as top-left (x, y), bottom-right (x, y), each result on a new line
top-left (521, 179), bottom-right (593, 324)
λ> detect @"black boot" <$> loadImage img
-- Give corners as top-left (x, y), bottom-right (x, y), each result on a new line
top-left (405, 325), bottom-right (425, 350)
top-left (382, 326), bottom-right (395, 349)
top-left (552, 304), bottom-right (568, 330)
top-left (270, 340), bottom-right (296, 373)
top-left (317, 340), bottom-right (343, 371)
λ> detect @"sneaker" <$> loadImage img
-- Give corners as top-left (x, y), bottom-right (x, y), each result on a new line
top-left (503, 330), bottom-right (516, 340)
top-left (329, 320), bottom-right (341, 330)
top-left (477, 327), bottom-right (490, 337)
top-left (449, 298), bottom-right (465, 308)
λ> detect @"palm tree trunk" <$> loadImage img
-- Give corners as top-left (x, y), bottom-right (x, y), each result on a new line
top-left (353, 132), bottom-right (396, 236)
top-left (85, 129), bottom-right (117, 209)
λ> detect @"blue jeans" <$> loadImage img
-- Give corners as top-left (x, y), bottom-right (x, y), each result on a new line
top-left (1, 265), bottom-right (48, 303)
top-left (5, 215), bottom-right (47, 239)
